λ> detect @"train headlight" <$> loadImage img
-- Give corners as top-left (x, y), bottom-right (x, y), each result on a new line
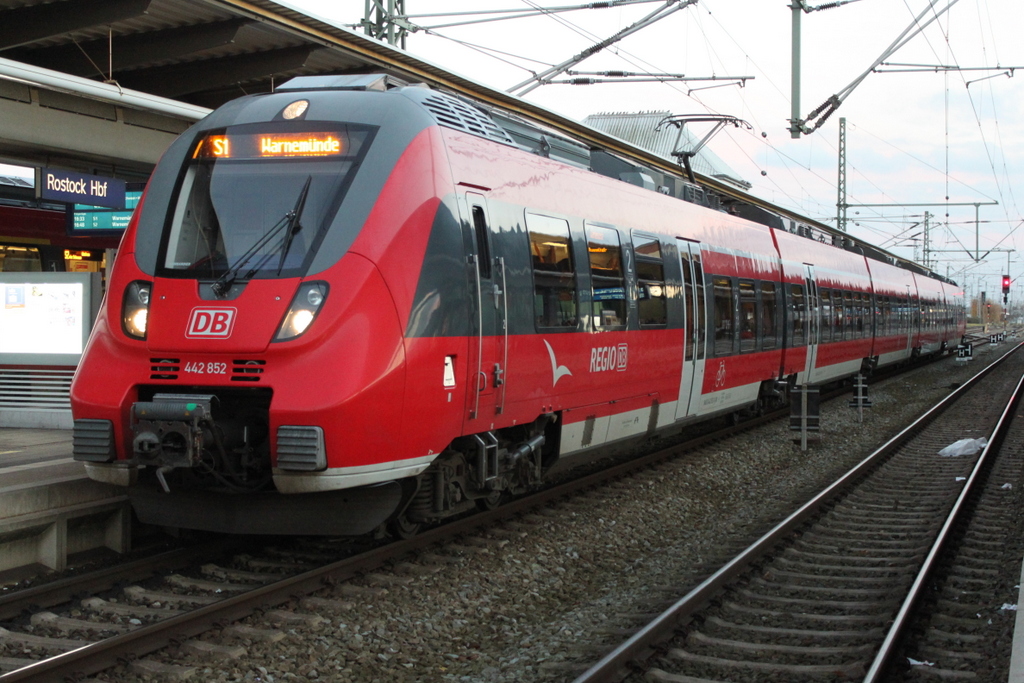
top-left (275, 281), bottom-right (328, 342)
top-left (122, 281), bottom-right (152, 340)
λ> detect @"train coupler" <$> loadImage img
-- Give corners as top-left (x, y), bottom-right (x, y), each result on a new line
top-left (131, 394), bottom-right (217, 490)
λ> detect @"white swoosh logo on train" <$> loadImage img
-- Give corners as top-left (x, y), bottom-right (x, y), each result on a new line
top-left (544, 339), bottom-right (572, 387)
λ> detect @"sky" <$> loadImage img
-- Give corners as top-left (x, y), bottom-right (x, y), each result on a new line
top-left (287, 0), bottom-right (1023, 301)
top-left (4, 0), bottom-right (1017, 299)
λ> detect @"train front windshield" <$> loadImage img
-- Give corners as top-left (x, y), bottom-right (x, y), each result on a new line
top-left (160, 122), bottom-right (373, 280)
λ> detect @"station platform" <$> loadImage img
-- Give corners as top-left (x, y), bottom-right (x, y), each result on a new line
top-left (0, 427), bottom-right (130, 576)
top-left (1, 427), bottom-right (74, 471)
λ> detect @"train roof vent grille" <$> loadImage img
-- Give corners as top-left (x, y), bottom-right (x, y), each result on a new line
top-left (276, 426), bottom-right (326, 472)
top-left (277, 74), bottom-right (401, 92)
top-left (420, 94), bottom-right (516, 146)
top-left (150, 359), bottom-right (180, 380)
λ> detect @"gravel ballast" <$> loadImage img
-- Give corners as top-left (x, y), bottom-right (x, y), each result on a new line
top-left (100, 341), bottom-right (1015, 683)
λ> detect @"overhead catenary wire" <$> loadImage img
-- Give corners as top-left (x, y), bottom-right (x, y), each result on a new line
top-left (507, 0), bottom-right (700, 95)
top-left (389, 1), bottom-right (1017, 275)
top-left (796, 0), bottom-right (961, 134)
top-left (409, 0), bottom-right (665, 30)
top-left (907, 0), bottom-right (1021, 258)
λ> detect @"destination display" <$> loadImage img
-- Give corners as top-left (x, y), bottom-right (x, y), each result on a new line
top-left (67, 190), bottom-right (141, 235)
top-left (193, 131), bottom-right (347, 159)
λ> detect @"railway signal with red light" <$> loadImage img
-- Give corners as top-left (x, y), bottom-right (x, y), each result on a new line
top-left (1003, 275), bottom-right (1011, 293)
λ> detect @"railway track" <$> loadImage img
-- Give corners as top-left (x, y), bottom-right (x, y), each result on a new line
top-left (0, 381), bottom-right (829, 680)
top-left (573, 340), bottom-right (1024, 683)
top-left (0, 345), bottom-right (1006, 682)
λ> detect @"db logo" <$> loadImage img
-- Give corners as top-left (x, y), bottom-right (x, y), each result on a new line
top-left (186, 307), bottom-right (236, 338)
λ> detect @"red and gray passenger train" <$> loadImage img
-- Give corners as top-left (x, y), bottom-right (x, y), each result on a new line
top-left (70, 74), bottom-right (966, 535)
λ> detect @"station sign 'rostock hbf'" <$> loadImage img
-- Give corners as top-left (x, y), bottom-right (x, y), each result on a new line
top-left (194, 132), bottom-right (345, 159)
top-left (38, 168), bottom-right (127, 209)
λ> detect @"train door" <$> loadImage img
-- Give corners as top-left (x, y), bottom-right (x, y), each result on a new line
top-left (463, 191), bottom-right (508, 423)
top-left (674, 239), bottom-right (706, 420)
top-left (802, 264), bottom-right (820, 380)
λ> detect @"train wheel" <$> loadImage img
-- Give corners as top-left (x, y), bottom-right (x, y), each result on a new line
top-left (389, 514), bottom-right (421, 539)
top-left (476, 490), bottom-right (504, 511)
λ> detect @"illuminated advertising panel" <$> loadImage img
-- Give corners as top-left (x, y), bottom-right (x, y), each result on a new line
top-left (1, 282), bottom-right (83, 354)
top-left (0, 273), bottom-right (100, 366)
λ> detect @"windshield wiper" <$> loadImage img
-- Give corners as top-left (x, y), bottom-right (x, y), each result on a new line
top-left (277, 175), bottom-right (311, 276)
top-left (210, 176), bottom-right (312, 297)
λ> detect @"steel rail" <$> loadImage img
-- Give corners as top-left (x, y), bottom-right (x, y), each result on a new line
top-left (0, 380), bottom-right (816, 682)
top-left (862, 360), bottom-right (1024, 681)
top-left (0, 351), bottom-right (974, 682)
top-left (0, 539), bottom-right (253, 622)
top-left (571, 340), bottom-right (1024, 683)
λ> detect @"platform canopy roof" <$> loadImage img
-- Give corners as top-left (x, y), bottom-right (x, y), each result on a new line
top-left (0, 0), bottom-right (548, 175)
top-left (0, 0), bottom-right (405, 108)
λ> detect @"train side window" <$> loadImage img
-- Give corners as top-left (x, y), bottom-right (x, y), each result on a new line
top-left (471, 205), bottom-right (491, 279)
top-left (849, 292), bottom-right (858, 338)
top-left (843, 291), bottom-right (852, 338)
top-left (693, 252), bottom-right (706, 360)
top-left (681, 250), bottom-right (695, 361)
top-left (713, 276), bottom-right (735, 356)
top-left (761, 282), bottom-right (778, 350)
top-left (857, 292), bottom-right (865, 338)
top-left (819, 289), bottom-right (832, 342)
top-left (842, 291), bottom-right (854, 339)
top-left (860, 292), bottom-right (868, 337)
top-left (0, 246), bottom-right (44, 272)
top-left (833, 291), bottom-right (844, 340)
top-left (587, 225), bottom-right (626, 329)
top-left (739, 280), bottom-right (756, 353)
top-left (527, 213), bottom-right (577, 329)
top-left (845, 291), bottom-right (855, 338)
top-left (634, 234), bottom-right (667, 327)
top-left (790, 284), bottom-right (806, 347)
